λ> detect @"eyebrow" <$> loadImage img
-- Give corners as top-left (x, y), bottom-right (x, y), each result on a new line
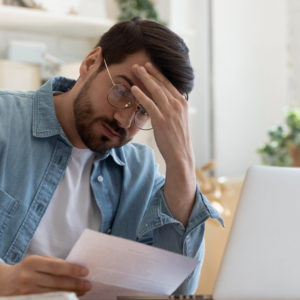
top-left (116, 75), bottom-right (134, 87)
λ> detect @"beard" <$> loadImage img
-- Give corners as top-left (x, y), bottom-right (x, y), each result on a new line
top-left (73, 77), bottom-right (130, 153)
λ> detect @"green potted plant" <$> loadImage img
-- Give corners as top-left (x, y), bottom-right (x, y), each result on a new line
top-left (257, 108), bottom-right (300, 167)
top-left (116, 0), bottom-right (165, 24)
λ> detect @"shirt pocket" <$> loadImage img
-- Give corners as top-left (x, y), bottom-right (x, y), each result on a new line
top-left (0, 188), bottom-right (19, 237)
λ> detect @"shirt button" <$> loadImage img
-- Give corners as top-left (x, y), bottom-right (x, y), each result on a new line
top-left (97, 175), bottom-right (104, 182)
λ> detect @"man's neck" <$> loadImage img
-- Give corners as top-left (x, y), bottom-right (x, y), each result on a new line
top-left (53, 92), bottom-right (87, 149)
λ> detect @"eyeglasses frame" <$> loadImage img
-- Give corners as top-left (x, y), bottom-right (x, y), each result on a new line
top-left (103, 58), bottom-right (152, 131)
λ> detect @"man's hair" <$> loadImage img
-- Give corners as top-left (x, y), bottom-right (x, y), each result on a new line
top-left (95, 17), bottom-right (194, 97)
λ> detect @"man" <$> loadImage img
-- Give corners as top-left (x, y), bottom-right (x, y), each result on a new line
top-left (0, 17), bottom-right (222, 296)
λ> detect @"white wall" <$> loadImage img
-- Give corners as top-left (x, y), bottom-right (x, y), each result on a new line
top-left (157, 0), bottom-right (213, 168)
top-left (287, 0), bottom-right (300, 106)
top-left (212, 0), bottom-right (288, 177)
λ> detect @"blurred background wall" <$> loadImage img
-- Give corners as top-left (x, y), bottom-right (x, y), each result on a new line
top-left (212, 0), bottom-right (288, 177)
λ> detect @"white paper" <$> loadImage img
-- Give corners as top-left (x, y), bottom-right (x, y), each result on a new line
top-left (66, 229), bottom-right (199, 300)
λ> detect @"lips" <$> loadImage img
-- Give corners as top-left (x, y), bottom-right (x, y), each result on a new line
top-left (101, 122), bottom-right (121, 139)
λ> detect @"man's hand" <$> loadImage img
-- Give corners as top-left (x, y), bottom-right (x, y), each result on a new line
top-left (131, 63), bottom-right (193, 166)
top-left (131, 63), bottom-right (197, 226)
top-left (0, 255), bottom-right (91, 296)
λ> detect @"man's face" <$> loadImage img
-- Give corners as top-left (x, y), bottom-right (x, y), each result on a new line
top-left (73, 51), bottom-right (150, 153)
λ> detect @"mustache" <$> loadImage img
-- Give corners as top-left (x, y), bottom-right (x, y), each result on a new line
top-left (96, 117), bottom-right (127, 138)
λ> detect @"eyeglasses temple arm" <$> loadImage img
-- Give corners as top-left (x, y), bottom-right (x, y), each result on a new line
top-left (103, 58), bottom-right (116, 85)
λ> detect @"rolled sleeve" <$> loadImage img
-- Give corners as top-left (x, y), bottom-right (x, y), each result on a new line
top-left (137, 185), bottom-right (223, 294)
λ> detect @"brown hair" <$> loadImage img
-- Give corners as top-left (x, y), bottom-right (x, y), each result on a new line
top-left (95, 17), bottom-right (194, 97)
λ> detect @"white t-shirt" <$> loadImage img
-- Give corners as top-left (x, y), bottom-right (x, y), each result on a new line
top-left (26, 147), bottom-right (101, 259)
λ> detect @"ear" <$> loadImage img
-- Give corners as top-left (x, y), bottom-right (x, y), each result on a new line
top-left (79, 47), bottom-right (103, 78)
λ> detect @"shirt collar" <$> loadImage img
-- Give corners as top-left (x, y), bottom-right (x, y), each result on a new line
top-left (94, 148), bottom-right (126, 166)
top-left (32, 76), bottom-right (126, 167)
top-left (109, 148), bottom-right (126, 166)
top-left (32, 76), bottom-right (75, 139)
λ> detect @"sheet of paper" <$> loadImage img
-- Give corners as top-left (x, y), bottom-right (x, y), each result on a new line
top-left (66, 229), bottom-right (199, 300)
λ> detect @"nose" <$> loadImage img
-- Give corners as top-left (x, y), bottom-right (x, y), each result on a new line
top-left (113, 107), bottom-right (136, 129)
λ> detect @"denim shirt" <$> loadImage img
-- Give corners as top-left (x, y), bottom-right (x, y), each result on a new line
top-left (0, 77), bottom-right (223, 294)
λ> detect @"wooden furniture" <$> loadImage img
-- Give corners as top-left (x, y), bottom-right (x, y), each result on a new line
top-left (196, 176), bottom-right (244, 294)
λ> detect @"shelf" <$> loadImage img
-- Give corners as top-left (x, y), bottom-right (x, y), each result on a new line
top-left (0, 5), bottom-right (115, 39)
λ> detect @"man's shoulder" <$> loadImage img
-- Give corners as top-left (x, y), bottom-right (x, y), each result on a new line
top-left (0, 88), bottom-right (34, 97)
top-left (0, 89), bottom-right (34, 108)
top-left (0, 89), bottom-right (35, 135)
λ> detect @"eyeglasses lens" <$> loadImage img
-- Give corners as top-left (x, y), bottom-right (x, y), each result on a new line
top-left (108, 84), bottom-right (152, 130)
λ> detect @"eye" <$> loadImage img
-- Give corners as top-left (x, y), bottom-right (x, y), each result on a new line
top-left (137, 105), bottom-right (149, 116)
top-left (114, 84), bottom-right (130, 97)
top-left (112, 84), bottom-right (135, 105)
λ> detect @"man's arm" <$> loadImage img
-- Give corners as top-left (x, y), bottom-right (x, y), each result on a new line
top-left (0, 255), bottom-right (91, 296)
top-left (131, 62), bottom-right (196, 226)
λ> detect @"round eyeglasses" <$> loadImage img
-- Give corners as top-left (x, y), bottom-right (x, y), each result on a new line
top-left (104, 59), bottom-right (152, 130)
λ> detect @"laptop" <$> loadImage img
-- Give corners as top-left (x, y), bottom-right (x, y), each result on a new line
top-left (119, 165), bottom-right (300, 300)
top-left (118, 165), bottom-right (300, 300)
top-left (213, 165), bottom-right (300, 300)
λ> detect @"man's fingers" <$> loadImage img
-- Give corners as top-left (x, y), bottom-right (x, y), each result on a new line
top-left (24, 255), bottom-right (89, 278)
top-left (35, 272), bottom-right (92, 293)
top-left (16, 285), bottom-right (58, 296)
top-left (132, 64), bottom-right (186, 118)
top-left (131, 85), bottom-right (159, 118)
top-left (144, 62), bottom-right (185, 101)
top-left (0, 256), bottom-right (91, 297)
top-left (132, 65), bottom-right (170, 107)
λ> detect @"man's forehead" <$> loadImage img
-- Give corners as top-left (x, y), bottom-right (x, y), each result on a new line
top-left (107, 51), bottom-right (153, 97)
top-left (115, 71), bottom-right (150, 100)
top-left (116, 75), bottom-right (134, 87)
